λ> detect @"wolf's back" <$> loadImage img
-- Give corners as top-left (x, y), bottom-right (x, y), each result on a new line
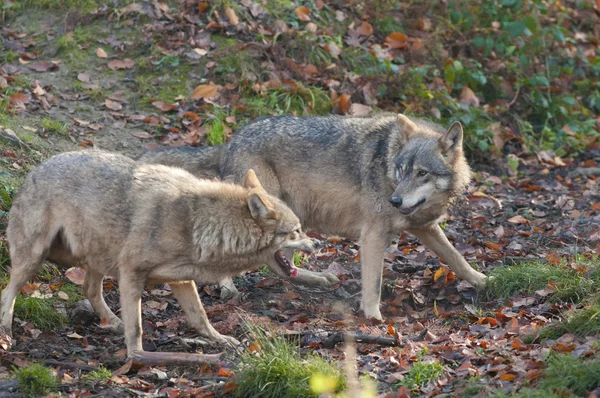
top-left (137, 145), bottom-right (226, 179)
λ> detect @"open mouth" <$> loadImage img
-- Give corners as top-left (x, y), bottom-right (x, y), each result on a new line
top-left (398, 198), bottom-right (426, 215)
top-left (274, 250), bottom-right (299, 278)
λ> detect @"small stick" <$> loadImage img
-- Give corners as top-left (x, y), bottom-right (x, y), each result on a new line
top-left (128, 351), bottom-right (222, 367)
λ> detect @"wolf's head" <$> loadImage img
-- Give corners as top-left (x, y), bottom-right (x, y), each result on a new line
top-left (242, 169), bottom-right (314, 278)
top-left (386, 115), bottom-right (471, 216)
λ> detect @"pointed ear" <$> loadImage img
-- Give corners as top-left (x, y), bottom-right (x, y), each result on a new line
top-left (388, 114), bottom-right (416, 161)
top-left (243, 169), bottom-right (264, 191)
top-left (439, 121), bottom-right (463, 154)
top-left (248, 193), bottom-right (277, 220)
top-left (397, 114), bottom-right (418, 135)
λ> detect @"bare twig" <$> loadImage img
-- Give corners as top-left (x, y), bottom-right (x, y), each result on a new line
top-left (507, 86), bottom-right (521, 108)
top-left (128, 351), bottom-right (222, 367)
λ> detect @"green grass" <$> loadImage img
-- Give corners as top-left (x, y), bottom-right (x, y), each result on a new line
top-left (14, 363), bottom-right (58, 398)
top-left (13, 296), bottom-right (68, 331)
top-left (83, 366), bottom-right (112, 384)
top-left (398, 357), bottom-right (444, 390)
top-left (486, 260), bottom-right (599, 303)
top-left (236, 323), bottom-right (346, 398)
top-left (532, 296), bottom-right (600, 341)
top-left (540, 354), bottom-right (600, 396)
top-left (39, 117), bottom-right (68, 136)
top-left (12, 0), bottom-right (101, 13)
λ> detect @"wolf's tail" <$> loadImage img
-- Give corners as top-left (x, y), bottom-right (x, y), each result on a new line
top-left (137, 145), bottom-right (226, 179)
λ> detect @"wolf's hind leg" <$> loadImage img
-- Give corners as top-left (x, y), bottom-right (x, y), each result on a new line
top-left (83, 268), bottom-right (123, 332)
top-left (218, 277), bottom-right (241, 300)
top-left (408, 225), bottom-right (487, 290)
top-left (0, 247), bottom-right (46, 336)
top-left (169, 281), bottom-right (239, 347)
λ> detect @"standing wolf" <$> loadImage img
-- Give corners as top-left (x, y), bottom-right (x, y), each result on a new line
top-left (0, 151), bottom-right (314, 355)
top-left (139, 114), bottom-right (488, 320)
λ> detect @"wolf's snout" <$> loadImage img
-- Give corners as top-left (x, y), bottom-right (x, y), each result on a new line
top-left (388, 195), bottom-right (403, 208)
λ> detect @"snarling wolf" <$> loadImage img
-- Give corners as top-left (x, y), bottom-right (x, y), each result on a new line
top-left (0, 151), bottom-right (313, 355)
top-left (139, 114), bottom-right (488, 320)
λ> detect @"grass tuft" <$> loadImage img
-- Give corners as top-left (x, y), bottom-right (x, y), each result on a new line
top-left (83, 366), bottom-right (112, 384)
top-left (14, 363), bottom-right (58, 398)
top-left (540, 354), bottom-right (600, 396)
top-left (39, 117), bottom-right (68, 136)
top-left (236, 322), bottom-right (346, 398)
top-left (486, 260), bottom-right (598, 303)
top-left (532, 295), bottom-right (600, 341)
top-left (13, 296), bottom-right (68, 331)
top-left (398, 356), bottom-right (444, 390)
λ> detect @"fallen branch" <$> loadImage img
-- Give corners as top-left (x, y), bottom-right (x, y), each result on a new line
top-left (128, 351), bottom-right (222, 367)
top-left (292, 332), bottom-right (403, 349)
top-left (569, 167), bottom-right (600, 177)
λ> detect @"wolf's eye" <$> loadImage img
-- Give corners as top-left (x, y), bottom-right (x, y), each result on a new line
top-left (417, 170), bottom-right (428, 177)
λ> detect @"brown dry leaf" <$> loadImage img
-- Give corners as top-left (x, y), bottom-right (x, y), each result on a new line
top-left (152, 101), bottom-right (178, 112)
top-left (198, 1), bottom-right (209, 13)
top-left (28, 62), bottom-right (59, 72)
top-left (130, 131), bottom-right (153, 139)
top-left (384, 32), bottom-right (408, 49)
top-left (65, 267), bottom-right (86, 285)
top-left (67, 332), bottom-right (84, 339)
top-left (433, 266), bottom-right (449, 282)
top-left (507, 215), bottom-right (529, 225)
top-left (77, 71), bottom-right (91, 83)
top-left (96, 48), bottom-right (107, 58)
top-left (105, 99), bottom-right (123, 111)
top-left (460, 86), bottom-right (479, 107)
top-left (350, 103), bottom-right (370, 116)
top-left (218, 368), bottom-right (233, 377)
top-left (356, 21), bottom-right (373, 36)
top-left (295, 6), bottom-right (310, 21)
top-left (338, 93), bottom-right (351, 113)
top-left (107, 58), bottom-right (135, 70)
top-left (191, 84), bottom-right (218, 99)
top-left (9, 93), bottom-right (29, 105)
top-left (225, 6), bottom-right (239, 25)
top-left (0, 76), bottom-right (7, 89)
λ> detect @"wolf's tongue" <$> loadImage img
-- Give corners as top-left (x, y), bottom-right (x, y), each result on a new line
top-left (290, 266), bottom-right (299, 278)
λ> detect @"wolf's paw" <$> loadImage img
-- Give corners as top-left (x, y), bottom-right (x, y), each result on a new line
top-left (362, 307), bottom-right (383, 321)
top-left (212, 334), bottom-right (241, 348)
top-left (468, 271), bottom-right (488, 291)
top-left (293, 269), bottom-right (339, 288)
top-left (220, 288), bottom-right (242, 301)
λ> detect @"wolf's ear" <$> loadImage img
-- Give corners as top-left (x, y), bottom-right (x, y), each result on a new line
top-left (243, 169), bottom-right (264, 191)
top-left (439, 121), bottom-right (463, 154)
top-left (397, 114), bottom-right (417, 139)
top-left (248, 193), bottom-right (277, 220)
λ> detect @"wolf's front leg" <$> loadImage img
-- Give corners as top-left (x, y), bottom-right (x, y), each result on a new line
top-left (218, 277), bottom-right (241, 300)
top-left (118, 270), bottom-right (146, 355)
top-left (170, 281), bottom-right (240, 347)
top-left (359, 227), bottom-right (390, 320)
top-left (408, 224), bottom-right (487, 289)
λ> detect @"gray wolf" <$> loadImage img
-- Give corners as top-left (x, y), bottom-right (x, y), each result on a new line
top-left (0, 151), bottom-right (313, 355)
top-left (139, 114), bottom-right (488, 320)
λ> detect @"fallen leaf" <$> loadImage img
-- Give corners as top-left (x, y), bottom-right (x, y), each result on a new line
top-left (130, 131), bottom-right (153, 139)
top-left (460, 86), bottom-right (479, 107)
top-left (218, 368), bottom-right (233, 377)
top-left (257, 278), bottom-right (278, 288)
top-left (191, 84), bottom-right (218, 99)
top-left (9, 93), bottom-right (30, 105)
top-left (350, 103), bottom-right (371, 116)
top-left (65, 267), bottom-right (86, 285)
top-left (295, 6), bottom-right (310, 21)
top-left (77, 71), bottom-right (91, 83)
top-left (152, 101), bottom-right (178, 112)
top-left (105, 99), bottom-right (123, 111)
top-left (107, 58), bottom-right (135, 70)
top-left (67, 332), bottom-right (84, 339)
top-left (507, 215), bottom-right (529, 225)
top-left (225, 7), bottom-right (239, 25)
top-left (356, 21), bottom-right (373, 36)
top-left (28, 62), bottom-right (59, 72)
top-left (384, 32), bottom-right (408, 49)
top-left (96, 48), bottom-right (108, 58)
top-left (58, 291), bottom-right (69, 300)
